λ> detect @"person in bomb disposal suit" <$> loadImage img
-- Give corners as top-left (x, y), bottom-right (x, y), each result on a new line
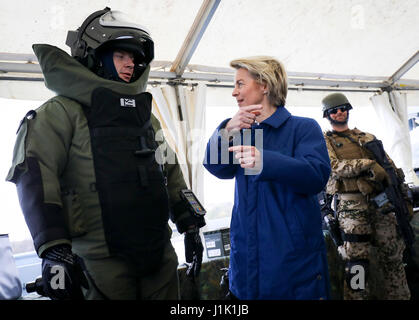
top-left (322, 92), bottom-right (412, 300)
top-left (6, 8), bottom-right (205, 300)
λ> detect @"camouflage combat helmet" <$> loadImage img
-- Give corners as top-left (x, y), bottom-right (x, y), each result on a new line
top-left (322, 93), bottom-right (353, 118)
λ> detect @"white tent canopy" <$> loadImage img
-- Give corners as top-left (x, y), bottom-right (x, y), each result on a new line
top-left (1, 0), bottom-right (418, 90)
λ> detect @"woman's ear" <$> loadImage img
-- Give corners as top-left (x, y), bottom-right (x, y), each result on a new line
top-left (262, 82), bottom-right (268, 95)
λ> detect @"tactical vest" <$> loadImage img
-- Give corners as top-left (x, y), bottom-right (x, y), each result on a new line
top-left (84, 87), bottom-right (170, 275)
top-left (325, 129), bottom-right (376, 193)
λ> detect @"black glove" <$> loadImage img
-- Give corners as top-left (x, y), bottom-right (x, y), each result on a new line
top-left (41, 244), bottom-right (89, 300)
top-left (184, 228), bottom-right (204, 278)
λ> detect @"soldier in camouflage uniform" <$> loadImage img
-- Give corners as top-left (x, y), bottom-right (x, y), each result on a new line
top-left (322, 93), bottom-right (410, 300)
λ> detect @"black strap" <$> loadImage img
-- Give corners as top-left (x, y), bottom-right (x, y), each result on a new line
top-left (91, 120), bottom-right (152, 137)
top-left (333, 131), bottom-right (360, 145)
top-left (134, 135), bottom-right (155, 157)
top-left (342, 233), bottom-right (371, 243)
top-left (138, 165), bottom-right (149, 187)
top-left (333, 193), bottom-right (339, 216)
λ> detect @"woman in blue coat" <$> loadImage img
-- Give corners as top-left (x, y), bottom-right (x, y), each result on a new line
top-left (203, 56), bottom-right (331, 299)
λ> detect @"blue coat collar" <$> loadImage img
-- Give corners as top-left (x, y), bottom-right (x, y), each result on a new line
top-left (260, 106), bottom-right (291, 128)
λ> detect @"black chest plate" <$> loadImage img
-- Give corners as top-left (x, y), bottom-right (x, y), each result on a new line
top-left (85, 87), bottom-right (170, 273)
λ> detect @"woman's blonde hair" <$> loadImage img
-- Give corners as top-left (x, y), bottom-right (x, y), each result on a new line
top-left (230, 56), bottom-right (288, 107)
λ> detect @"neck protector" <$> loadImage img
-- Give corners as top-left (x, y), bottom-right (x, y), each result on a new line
top-left (32, 44), bottom-right (149, 107)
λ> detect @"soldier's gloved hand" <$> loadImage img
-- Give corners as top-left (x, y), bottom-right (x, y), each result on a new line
top-left (41, 244), bottom-right (88, 300)
top-left (368, 162), bottom-right (389, 184)
top-left (184, 227), bottom-right (204, 278)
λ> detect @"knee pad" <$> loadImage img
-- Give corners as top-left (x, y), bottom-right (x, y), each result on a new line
top-left (345, 259), bottom-right (369, 292)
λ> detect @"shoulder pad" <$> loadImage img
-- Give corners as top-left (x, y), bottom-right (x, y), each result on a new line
top-left (16, 110), bottom-right (37, 134)
top-left (363, 132), bottom-right (376, 141)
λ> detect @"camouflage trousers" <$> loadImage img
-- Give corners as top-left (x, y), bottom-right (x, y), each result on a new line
top-left (337, 195), bottom-right (410, 300)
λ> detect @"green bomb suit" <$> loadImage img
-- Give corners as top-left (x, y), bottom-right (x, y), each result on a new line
top-left (6, 44), bottom-right (193, 299)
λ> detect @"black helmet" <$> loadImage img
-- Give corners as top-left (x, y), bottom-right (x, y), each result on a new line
top-left (321, 93), bottom-right (353, 118)
top-left (66, 7), bottom-right (154, 75)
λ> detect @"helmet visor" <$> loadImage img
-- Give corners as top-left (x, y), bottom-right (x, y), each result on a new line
top-left (100, 11), bottom-right (151, 36)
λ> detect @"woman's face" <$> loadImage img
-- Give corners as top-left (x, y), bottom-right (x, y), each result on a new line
top-left (232, 68), bottom-right (265, 107)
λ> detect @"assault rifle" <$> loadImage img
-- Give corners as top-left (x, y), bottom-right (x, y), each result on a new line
top-left (363, 139), bottom-right (416, 255)
top-left (318, 190), bottom-right (343, 247)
